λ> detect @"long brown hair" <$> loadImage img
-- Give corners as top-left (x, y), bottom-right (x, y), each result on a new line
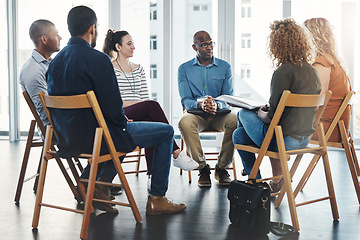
top-left (102, 29), bottom-right (129, 59)
top-left (304, 18), bottom-right (344, 69)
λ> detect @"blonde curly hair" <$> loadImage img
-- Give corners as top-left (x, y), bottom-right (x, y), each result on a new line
top-left (304, 17), bottom-right (344, 69)
top-left (268, 18), bottom-right (314, 68)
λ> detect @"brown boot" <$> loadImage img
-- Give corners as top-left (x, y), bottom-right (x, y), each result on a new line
top-left (146, 196), bottom-right (186, 215)
top-left (93, 178), bottom-right (118, 214)
top-left (214, 165), bottom-right (231, 186)
top-left (198, 164), bottom-right (211, 188)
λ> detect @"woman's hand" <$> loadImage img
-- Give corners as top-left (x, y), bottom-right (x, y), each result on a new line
top-left (257, 104), bottom-right (271, 123)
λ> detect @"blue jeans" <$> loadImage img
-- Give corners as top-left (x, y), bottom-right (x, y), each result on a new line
top-left (81, 121), bottom-right (173, 196)
top-left (232, 109), bottom-right (310, 179)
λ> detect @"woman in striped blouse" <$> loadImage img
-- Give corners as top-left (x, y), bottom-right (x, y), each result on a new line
top-left (103, 29), bottom-right (198, 174)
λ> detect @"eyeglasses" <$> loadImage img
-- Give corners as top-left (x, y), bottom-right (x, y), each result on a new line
top-left (194, 41), bottom-right (215, 49)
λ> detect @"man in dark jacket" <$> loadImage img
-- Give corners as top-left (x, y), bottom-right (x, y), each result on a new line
top-left (46, 5), bottom-right (186, 215)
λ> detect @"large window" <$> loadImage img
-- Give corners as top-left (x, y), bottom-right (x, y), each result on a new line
top-left (0, 0), bottom-right (8, 137)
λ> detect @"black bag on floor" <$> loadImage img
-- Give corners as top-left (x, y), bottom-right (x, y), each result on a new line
top-left (227, 179), bottom-right (271, 235)
top-left (228, 179), bottom-right (295, 236)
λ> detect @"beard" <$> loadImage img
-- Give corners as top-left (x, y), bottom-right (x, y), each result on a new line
top-left (91, 27), bottom-right (98, 48)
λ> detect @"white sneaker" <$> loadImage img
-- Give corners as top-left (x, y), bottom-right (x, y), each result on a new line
top-left (173, 151), bottom-right (199, 171)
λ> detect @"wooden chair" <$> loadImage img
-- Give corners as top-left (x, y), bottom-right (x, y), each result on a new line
top-left (180, 131), bottom-right (237, 183)
top-left (235, 90), bottom-right (338, 232)
top-left (298, 91), bottom-right (360, 203)
top-left (32, 91), bottom-right (142, 240)
top-left (14, 91), bottom-right (83, 203)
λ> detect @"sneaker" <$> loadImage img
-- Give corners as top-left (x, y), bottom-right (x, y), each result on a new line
top-left (173, 151), bottom-right (199, 171)
top-left (146, 196), bottom-right (186, 215)
top-left (214, 165), bottom-right (231, 186)
top-left (198, 164), bottom-right (211, 187)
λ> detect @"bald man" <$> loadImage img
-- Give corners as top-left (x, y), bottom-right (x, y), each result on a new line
top-left (20, 19), bottom-right (62, 129)
top-left (178, 30), bottom-right (237, 187)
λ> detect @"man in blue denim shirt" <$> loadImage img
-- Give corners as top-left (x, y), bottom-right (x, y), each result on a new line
top-left (46, 5), bottom-right (186, 215)
top-left (178, 31), bottom-right (237, 187)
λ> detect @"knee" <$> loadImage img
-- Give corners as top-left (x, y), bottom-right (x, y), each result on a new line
top-left (238, 109), bottom-right (253, 123)
top-left (178, 114), bottom-right (197, 132)
top-left (144, 100), bottom-right (161, 109)
top-left (225, 113), bottom-right (237, 131)
top-left (232, 127), bottom-right (246, 145)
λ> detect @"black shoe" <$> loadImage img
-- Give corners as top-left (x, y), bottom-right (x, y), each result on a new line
top-left (198, 164), bottom-right (211, 187)
top-left (214, 165), bottom-right (231, 186)
top-left (110, 186), bottom-right (122, 196)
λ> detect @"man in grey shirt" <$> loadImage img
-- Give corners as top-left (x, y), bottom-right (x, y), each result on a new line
top-left (20, 19), bottom-right (62, 129)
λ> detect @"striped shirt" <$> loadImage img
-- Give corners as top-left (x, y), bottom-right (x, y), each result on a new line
top-left (114, 65), bottom-right (150, 101)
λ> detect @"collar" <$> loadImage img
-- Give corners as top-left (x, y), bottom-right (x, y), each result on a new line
top-left (192, 56), bottom-right (217, 67)
top-left (68, 37), bottom-right (91, 47)
top-left (32, 49), bottom-right (51, 63)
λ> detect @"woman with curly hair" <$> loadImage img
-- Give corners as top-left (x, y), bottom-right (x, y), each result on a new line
top-left (232, 18), bottom-right (321, 192)
top-left (102, 29), bottom-right (198, 174)
top-left (304, 18), bottom-right (352, 142)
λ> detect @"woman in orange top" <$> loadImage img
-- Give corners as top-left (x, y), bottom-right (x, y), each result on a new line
top-left (304, 18), bottom-right (352, 142)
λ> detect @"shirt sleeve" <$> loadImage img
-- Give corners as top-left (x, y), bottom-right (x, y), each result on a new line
top-left (20, 67), bottom-right (50, 126)
top-left (178, 64), bottom-right (198, 110)
top-left (139, 66), bottom-right (150, 100)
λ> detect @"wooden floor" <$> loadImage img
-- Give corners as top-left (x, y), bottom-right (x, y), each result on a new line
top-left (2, 140), bottom-right (360, 240)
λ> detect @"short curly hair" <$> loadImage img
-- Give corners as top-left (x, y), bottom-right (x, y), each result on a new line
top-left (268, 18), bottom-right (314, 68)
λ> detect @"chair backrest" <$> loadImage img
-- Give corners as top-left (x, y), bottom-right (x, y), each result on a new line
top-left (23, 91), bottom-right (46, 136)
top-left (258, 90), bottom-right (332, 155)
top-left (38, 90), bottom-right (119, 157)
top-left (323, 91), bottom-right (354, 141)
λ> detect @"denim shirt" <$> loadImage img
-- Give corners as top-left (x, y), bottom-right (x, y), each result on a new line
top-left (46, 37), bottom-right (135, 157)
top-left (178, 57), bottom-right (233, 110)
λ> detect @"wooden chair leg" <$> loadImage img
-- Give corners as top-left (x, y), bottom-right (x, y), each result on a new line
top-left (274, 154), bottom-right (304, 206)
top-left (66, 158), bottom-right (85, 203)
top-left (15, 120), bottom-right (37, 203)
top-left (53, 154), bottom-right (82, 202)
top-left (232, 158), bottom-right (237, 180)
top-left (135, 148), bottom-right (141, 176)
top-left (74, 157), bottom-right (84, 173)
top-left (33, 152), bottom-right (43, 193)
top-left (188, 170), bottom-right (192, 183)
top-left (32, 126), bottom-right (53, 229)
top-left (321, 152), bottom-right (339, 220)
top-left (339, 121), bottom-right (360, 204)
top-left (275, 127), bottom-right (300, 231)
top-left (80, 130), bottom-right (101, 240)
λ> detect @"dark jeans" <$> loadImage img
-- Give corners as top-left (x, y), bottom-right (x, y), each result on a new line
top-left (81, 121), bottom-right (174, 196)
top-left (124, 100), bottom-right (179, 174)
